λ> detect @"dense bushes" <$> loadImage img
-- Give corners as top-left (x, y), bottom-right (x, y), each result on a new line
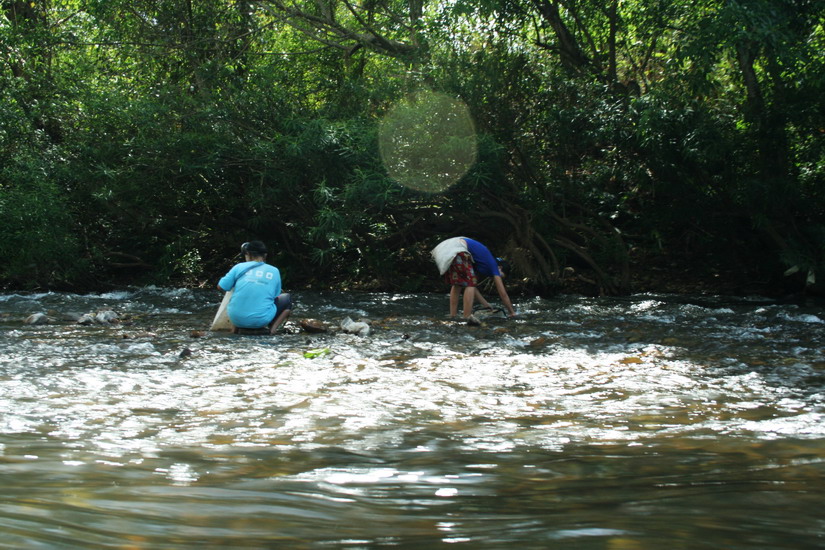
top-left (0, 1), bottom-right (822, 295)
top-left (0, 149), bottom-right (86, 287)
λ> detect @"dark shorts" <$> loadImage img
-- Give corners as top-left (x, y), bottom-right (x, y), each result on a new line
top-left (269, 293), bottom-right (293, 326)
top-left (444, 252), bottom-right (477, 287)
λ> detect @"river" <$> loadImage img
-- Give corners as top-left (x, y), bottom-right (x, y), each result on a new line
top-left (1, 288), bottom-right (824, 549)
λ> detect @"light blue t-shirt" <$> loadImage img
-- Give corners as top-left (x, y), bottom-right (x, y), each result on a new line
top-left (218, 262), bottom-right (282, 329)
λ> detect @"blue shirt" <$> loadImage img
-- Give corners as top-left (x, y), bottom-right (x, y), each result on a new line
top-left (465, 238), bottom-right (501, 277)
top-left (218, 262), bottom-right (282, 328)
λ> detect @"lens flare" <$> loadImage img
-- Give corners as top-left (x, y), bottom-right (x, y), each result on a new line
top-left (379, 90), bottom-right (477, 193)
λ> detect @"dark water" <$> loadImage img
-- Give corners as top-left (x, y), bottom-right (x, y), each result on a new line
top-left (1, 288), bottom-right (824, 549)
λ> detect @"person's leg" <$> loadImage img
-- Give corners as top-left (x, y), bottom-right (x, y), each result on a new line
top-left (269, 293), bottom-right (293, 334)
top-left (462, 286), bottom-right (476, 318)
top-left (269, 310), bottom-right (291, 334)
top-left (473, 289), bottom-right (493, 311)
top-left (449, 285), bottom-right (461, 317)
top-left (446, 252), bottom-right (477, 320)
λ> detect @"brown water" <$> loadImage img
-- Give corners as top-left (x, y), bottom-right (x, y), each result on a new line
top-left (1, 288), bottom-right (824, 548)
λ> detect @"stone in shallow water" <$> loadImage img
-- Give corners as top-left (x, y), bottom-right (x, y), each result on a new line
top-left (76, 310), bottom-right (120, 325)
top-left (95, 310), bottom-right (120, 324)
top-left (300, 319), bottom-right (329, 333)
top-left (77, 313), bottom-right (96, 325)
top-left (529, 336), bottom-right (549, 348)
top-left (234, 327), bottom-right (270, 336)
top-left (24, 313), bottom-right (51, 325)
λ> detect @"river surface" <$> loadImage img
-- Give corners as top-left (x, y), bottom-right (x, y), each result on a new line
top-left (1, 288), bottom-right (824, 549)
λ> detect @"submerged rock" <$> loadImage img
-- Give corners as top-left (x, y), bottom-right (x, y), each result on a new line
top-left (95, 310), bottom-right (120, 324)
top-left (121, 331), bottom-right (157, 339)
top-left (233, 327), bottom-right (270, 335)
top-left (78, 310), bottom-right (120, 325)
top-left (77, 313), bottom-right (97, 325)
top-left (529, 336), bottom-right (549, 348)
top-left (300, 319), bottom-right (329, 333)
top-left (24, 313), bottom-right (52, 325)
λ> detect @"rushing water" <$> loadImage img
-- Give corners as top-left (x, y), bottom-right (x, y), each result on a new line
top-left (1, 288), bottom-right (824, 549)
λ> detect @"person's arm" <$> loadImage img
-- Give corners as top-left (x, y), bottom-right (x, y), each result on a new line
top-left (217, 265), bottom-right (237, 292)
top-left (492, 276), bottom-right (516, 317)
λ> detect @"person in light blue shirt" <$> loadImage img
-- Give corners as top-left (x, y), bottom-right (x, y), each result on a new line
top-left (217, 241), bottom-right (292, 333)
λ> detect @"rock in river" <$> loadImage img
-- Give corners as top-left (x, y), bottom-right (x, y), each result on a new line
top-left (24, 313), bottom-right (52, 325)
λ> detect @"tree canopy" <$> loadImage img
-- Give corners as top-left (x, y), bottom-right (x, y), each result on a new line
top-left (1, 0), bottom-right (823, 295)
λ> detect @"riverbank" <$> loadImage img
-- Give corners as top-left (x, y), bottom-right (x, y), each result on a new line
top-left (1, 247), bottom-right (817, 301)
top-left (624, 250), bottom-right (818, 300)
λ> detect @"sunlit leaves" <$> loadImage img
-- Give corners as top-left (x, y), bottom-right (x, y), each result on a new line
top-left (378, 89), bottom-right (477, 193)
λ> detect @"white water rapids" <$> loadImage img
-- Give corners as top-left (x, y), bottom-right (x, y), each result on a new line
top-left (1, 288), bottom-right (824, 548)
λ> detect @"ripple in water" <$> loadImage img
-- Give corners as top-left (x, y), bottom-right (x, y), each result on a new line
top-left (1, 289), bottom-right (824, 548)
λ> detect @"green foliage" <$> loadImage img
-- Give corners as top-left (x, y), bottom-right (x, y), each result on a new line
top-left (0, 0), bottom-right (822, 294)
top-left (0, 151), bottom-right (85, 287)
top-left (378, 90), bottom-right (478, 194)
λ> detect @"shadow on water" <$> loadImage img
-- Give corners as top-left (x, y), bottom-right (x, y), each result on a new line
top-left (1, 288), bottom-right (824, 548)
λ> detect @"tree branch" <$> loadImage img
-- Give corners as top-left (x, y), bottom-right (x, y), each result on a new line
top-left (252, 0), bottom-right (420, 59)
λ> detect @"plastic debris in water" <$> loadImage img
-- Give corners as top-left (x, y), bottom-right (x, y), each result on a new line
top-left (340, 317), bottom-right (371, 336)
top-left (303, 347), bottom-right (331, 359)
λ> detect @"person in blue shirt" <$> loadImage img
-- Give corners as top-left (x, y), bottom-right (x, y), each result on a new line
top-left (431, 236), bottom-right (517, 324)
top-left (217, 241), bottom-right (292, 334)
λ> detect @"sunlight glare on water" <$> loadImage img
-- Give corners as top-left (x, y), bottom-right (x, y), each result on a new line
top-left (1, 289), bottom-right (824, 548)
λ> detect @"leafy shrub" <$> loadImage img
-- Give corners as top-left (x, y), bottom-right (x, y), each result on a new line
top-left (0, 152), bottom-right (86, 287)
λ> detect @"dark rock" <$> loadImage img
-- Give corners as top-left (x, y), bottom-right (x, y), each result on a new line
top-left (300, 319), bottom-right (329, 333)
